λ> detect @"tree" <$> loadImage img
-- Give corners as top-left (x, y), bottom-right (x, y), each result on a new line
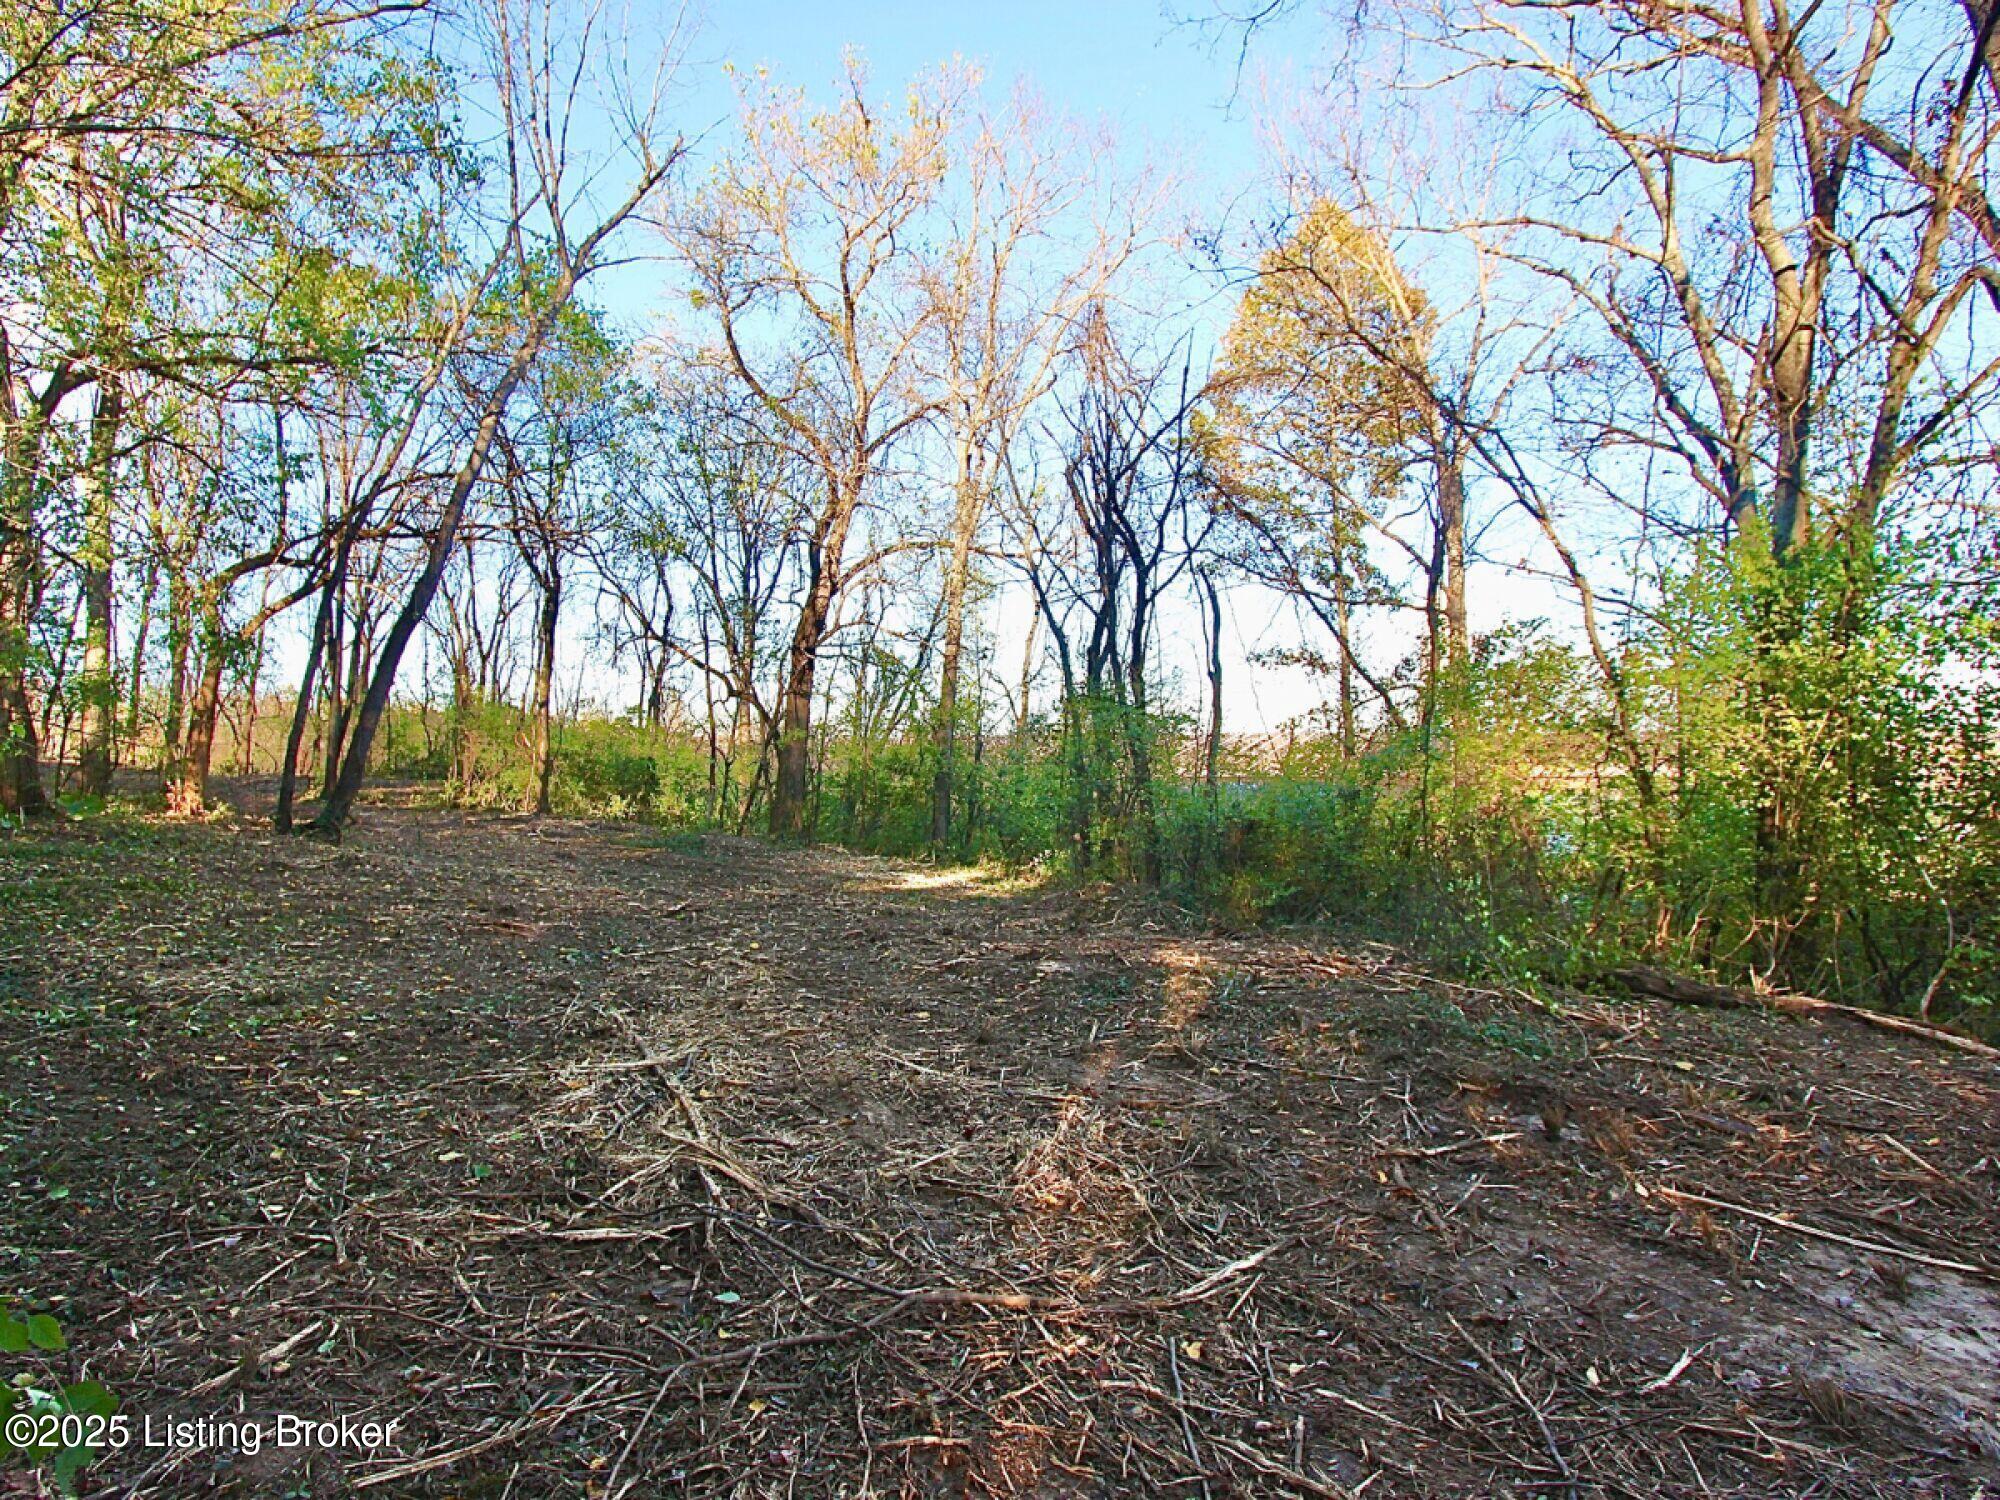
top-left (1, 0), bottom-right (442, 812)
top-left (1010, 308), bottom-right (1213, 875)
top-left (664, 57), bottom-right (963, 838)
top-left (921, 94), bottom-right (1136, 847)
top-left (1397, 0), bottom-right (2000, 564)
top-left (591, 364), bottom-right (810, 824)
top-left (1396, 0), bottom-right (2000, 926)
top-left (1208, 200), bottom-right (1435, 741)
top-left (488, 308), bottom-right (627, 814)
top-left (308, 0), bottom-right (687, 836)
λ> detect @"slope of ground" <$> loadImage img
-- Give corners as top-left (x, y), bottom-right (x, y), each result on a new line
top-left (2, 788), bottom-right (1996, 1498)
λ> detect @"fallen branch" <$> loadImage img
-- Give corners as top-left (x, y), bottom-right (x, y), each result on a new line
top-left (1384, 1133), bottom-right (1522, 1160)
top-left (186, 1320), bottom-right (325, 1397)
top-left (1654, 1187), bottom-right (2000, 1281)
top-left (1448, 1313), bottom-right (1576, 1497)
top-left (352, 1374), bottom-right (615, 1490)
top-left (1639, 1346), bottom-right (1699, 1394)
top-left (1209, 1433), bottom-right (1357, 1500)
top-left (1171, 1240), bottom-right (1290, 1302)
top-left (1611, 968), bottom-right (2000, 1061)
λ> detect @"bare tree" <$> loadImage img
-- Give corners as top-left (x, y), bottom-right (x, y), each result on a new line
top-left (1389, 0), bottom-right (2000, 562)
top-left (592, 363), bottom-right (810, 824)
top-left (662, 57), bottom-right (963, 838)
top-left (1010, 308), bottom-right (1214, 874)
top-left (921, 93), bottom-right (1141, 846)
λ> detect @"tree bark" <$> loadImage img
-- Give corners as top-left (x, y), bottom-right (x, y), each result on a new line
top-left (930, 441), bottom-right (982, 847)
top-left (77, 380), bottom-right (123, 796)
top-left (276, 569), bottom-right (339, 832)
top-left (1202, 569), bottom-right (1223, 795)
top-left (1334, 568), bottom-right (1356, 758)
top-left (1014, 610), bottom-right (1038, 739)
top-left (160, 587), bottom-right (191, 789)
top-left (1964, 0), bottom-right (2000, 99)
top-left (772, 566), bottom-right (831, 840)
top-left (1437, 447), bottom-right (1469, 664)
top-left (167, 605), bottom-right (224, 816)
top-left (525, 564), bottom-right (559, 815)
top-left (0, 351), bottom-right (66, 816)
top-left (770, 482), bottom-right (859, 840)
top-left (319, 577), bottom-right (348, 799)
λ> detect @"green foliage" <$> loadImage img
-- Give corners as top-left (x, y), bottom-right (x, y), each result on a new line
top-left (350, 532), bottom-right (1996, 1035)
top-left (0, 1308), bottom-right (118, 1496)
top-left (372, 701), bottom-right (713, 820)
top-left (1143, 540), bottom-right (1999, 1027)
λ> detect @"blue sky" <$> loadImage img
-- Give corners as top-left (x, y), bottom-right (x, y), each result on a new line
top-left (487, 0), bottom-right (1549, 732)
top-left (680, 0), bottom-right (1281, 164)
top-left (578, 0), bottom-right (1319, 326)
top-left (589, 0), bottom-right (1364, 731)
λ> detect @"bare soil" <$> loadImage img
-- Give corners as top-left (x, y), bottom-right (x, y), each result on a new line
top-left (3, 786), bottom-right (1997, 1497)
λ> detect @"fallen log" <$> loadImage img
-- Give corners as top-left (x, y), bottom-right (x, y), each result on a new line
top-left (1610, 966), bottom-right (2000, 1062)
top-left (1612, 967), bottom-right (1756, 1009)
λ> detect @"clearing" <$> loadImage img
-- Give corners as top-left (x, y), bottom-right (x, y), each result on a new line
top-left (3, 791), bottom-right (1997, 1497)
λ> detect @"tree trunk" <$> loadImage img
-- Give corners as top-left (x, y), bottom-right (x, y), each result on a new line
top-left (239, 656), bottom-right (263, 775)
top-left (770, 483), bottom-right (859, 841)
top-left (771, 587), bottom-right (827, 840)
top-left (1122, 605), bottom-right (1158, 884)
top-left (526, 565), bottom-right (559, 815)
top-left (1334, 568), bottom-right (1356, 758)
top-left (0, 422), bottom-right (51, 816)
top-left (320, 578), bottom-right (347, 799)
top-left (168, 609), bottom-right (225, 816)
top-left (1015, 611), bottom-right (1039, 738)
top-left (1438, 447), bottom-right (1469, 664)
top-left (238, 568), bottom-right (274, 777)
top-left (312, 288), bottom-right (574, 837)
top-left (1202, 570), bottom-right (1224, 795)
top-left (77, 380), bottom-right (123, 797)
top-left (161, 590), bottom-right (191, 789)
top-left (1065, 696), bottom-right (1092, 877)
top-left (276, 571), bottom-right (338, 833)
top-left (930, 446), bottom-right (982, 847)
top-left (124, 554), bottom-right (157, 752)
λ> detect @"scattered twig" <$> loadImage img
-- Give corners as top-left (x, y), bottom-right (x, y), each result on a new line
top-left (1384, 1132), bottom-right (1523, 1159)
top-left (1640, 1347), bottom-right (1700, 1394)
top-left (1172, 1239), bottom-right (1291, 1302)
top-left (1654, 1187), bottom-right (2000, 1280)
top-left (352, 1375), bottom-right (615, 1489)
top-left (186, 1320), bottom-right (325, 1397)
top-left (1448, 1313), bottom-right (1577, 1499)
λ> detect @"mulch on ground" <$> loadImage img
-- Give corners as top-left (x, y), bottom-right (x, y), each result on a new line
top-left (3, 787), bottom-right (1996, 1497)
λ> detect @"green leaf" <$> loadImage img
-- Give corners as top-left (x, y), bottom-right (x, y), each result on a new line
top-left (59, 1381), bottom-right (116, 1418)
top-left (0, 1315), bottom-right (27, 1353)
top-left (51, 1442), bottom-right (92, 1496)
top-left (25, 1314), bottom-right (66, 1352)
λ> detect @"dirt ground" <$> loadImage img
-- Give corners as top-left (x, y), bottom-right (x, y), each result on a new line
top-left (3, 785), bottom-right (1998, 1498)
